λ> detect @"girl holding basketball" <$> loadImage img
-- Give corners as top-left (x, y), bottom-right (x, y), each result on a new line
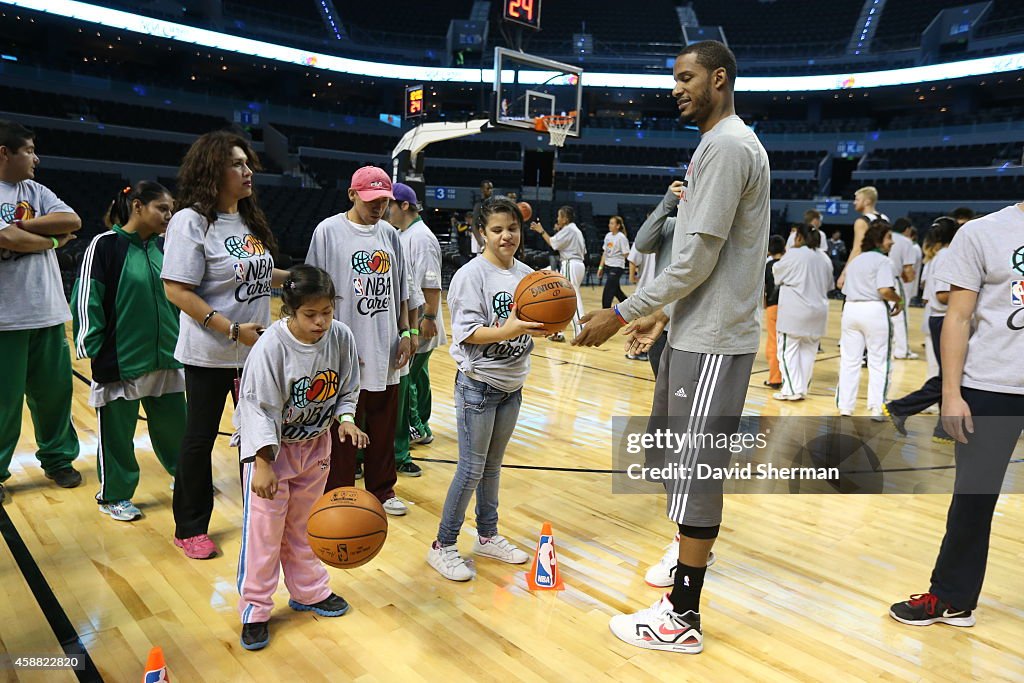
top-left (427, 196), bottom-right (546, 581)
top-left (162, 131), bottom-right (289, 559)
top-left (235, 264), bottom-right (366, 651)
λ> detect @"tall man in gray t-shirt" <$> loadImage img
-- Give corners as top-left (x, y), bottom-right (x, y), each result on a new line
top-left (574, 41), bottom-right (770, 655)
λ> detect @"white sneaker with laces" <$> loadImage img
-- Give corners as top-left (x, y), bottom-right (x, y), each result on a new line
top-left (427, 542), bottom-right (474, 581)
top-left (99, 500), bottom-right (142, 522)
top-left (383, 497), bottom-right (408, 516)
top-left (771, 392), bottom-right (804, 401)
top-left (870, 408), bottom-right (886, 422)
top-left (609, 594), bottom-right (703, 654)
top-left (472, 535), bottom-right (529, 564)
top-left (644, 536), bottom-right (716, 587)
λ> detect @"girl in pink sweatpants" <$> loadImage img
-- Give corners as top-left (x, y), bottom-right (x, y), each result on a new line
top-left (234, 265), bottom-right (367, 651)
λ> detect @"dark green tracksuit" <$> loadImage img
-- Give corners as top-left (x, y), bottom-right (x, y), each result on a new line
top-left (72, 225), bottom-right (186, 503)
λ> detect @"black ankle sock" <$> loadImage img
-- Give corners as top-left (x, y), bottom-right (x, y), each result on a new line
top-left (668, 562), bottom-right (706, 614)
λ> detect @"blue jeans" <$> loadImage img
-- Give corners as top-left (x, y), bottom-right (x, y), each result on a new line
top-left (436, 372), bottom-right (522, 546)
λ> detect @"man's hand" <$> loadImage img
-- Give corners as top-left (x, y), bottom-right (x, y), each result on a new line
top-left (571, 308), bottom-right (624, 347)
top-left (941, 393), bottom-right (974, 445)
top-left (420, 317), bottom-right (437, 340)
top-left (622, 313), bottom-right (668, 355)
top-left (396, 335), bottom-right (413, 369)
top-left (668, 180), bottom-right (684, 197)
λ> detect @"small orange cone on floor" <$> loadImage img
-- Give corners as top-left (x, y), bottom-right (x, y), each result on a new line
top-left (142, 646), bottom-right (169, 682)
top-left (527, 521), bottom-right (565, 590)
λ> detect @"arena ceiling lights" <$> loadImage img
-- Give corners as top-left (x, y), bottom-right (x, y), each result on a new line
top-left (8, 0), bottom-right (1024, 93)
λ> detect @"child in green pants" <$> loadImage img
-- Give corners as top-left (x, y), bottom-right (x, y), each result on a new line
top-left (72, 182), bottom-right (186, 521)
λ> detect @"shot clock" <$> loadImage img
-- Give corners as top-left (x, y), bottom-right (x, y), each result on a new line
top-left (503, 0), bottom-right (541, 30)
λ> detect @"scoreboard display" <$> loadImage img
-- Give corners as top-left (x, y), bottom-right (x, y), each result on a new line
top-left (502, 0), bottom-right (541, 30)
top-left (405, 84), bottom-right (424, 119)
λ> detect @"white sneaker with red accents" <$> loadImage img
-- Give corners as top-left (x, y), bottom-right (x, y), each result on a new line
top-left (643, 536), bottom-right (716, 587)
top-left (609, 594), bottom-right (703, 654)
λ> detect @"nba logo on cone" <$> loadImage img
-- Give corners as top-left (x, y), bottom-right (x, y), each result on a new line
top-left (527, 521), bottom-right (564, 590)
top-left (142, 646), bottom-right (169, 682)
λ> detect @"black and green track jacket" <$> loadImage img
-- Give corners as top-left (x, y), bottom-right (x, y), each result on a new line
top-left (72, 224), bottom-right (182, 383)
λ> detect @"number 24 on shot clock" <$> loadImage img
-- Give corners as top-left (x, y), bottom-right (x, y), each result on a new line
top-left (503, 0), bottom-right (541, 30)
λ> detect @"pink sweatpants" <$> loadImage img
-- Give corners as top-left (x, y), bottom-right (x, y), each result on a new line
top-left (237, 432), bottom-right (333, 624)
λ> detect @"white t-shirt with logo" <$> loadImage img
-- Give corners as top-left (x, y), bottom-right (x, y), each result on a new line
top-left (306, 214), bottom-right (409, 391)
top-left (934, 204), bottom-right (1024, 395)
top-left (0, 180), bottom-right (74, 331)
top-left (602, 231), bottom-right (630, 268)
top-left (162, 208), bottom-right (274, 368)
top-left (550, 222), bottom-right (586, 262)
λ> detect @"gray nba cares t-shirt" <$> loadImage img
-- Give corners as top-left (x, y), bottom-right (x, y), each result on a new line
top-left (0, 180), bottom-right (74, 331)
top-left (400, 219), bottom-right (447, 355)
top-left (935, 204), bottom-right (1024, 395)
top-left (621, 115), bottom-right (771, 355)
top-left (550, 222), bottom-right (586, 262)
top-left (447, 256), bottom-right (535, 393)
top-left (841, 251), bottom-right (895, 301)
top-left (162, 208), bottom-right (274, 368)
top-left (306, 214), bottom-right (409, 392)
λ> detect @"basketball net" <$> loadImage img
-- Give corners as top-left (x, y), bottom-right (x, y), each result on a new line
top-left (536, 114), bottom-right (576, 148)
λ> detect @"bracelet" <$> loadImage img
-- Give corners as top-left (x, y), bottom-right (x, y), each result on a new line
top-left (422, 313), bottom-right (437, 321)
top-left (409, 328), bottom-right (419, 335)
top-left (338, 414), bottom-right (355, 424)
top-left (202, 310), bottom-right (218, 328)
top-left (50, 236), bottom-right (60, 249)
top-left (612, 304), bottom-right (628, 326)
top-left (229, 322), bottom-right (240, 342)
top-left (400, 330), bottom-right (411, 339)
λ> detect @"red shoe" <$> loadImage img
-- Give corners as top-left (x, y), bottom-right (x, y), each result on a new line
top-left (174, 534), bottom-right (218, 559)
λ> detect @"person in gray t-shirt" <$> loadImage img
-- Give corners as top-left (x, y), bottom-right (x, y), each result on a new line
top-left (161, 131), bottom-right (288, 559)
top-left (889, 202), bottom-right (1024, 628)
top-left (577, 42), bottom-right (770, 656)
top-left (0, 119), bottom-right (82, 499)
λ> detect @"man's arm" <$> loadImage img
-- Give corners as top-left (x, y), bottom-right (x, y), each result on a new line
top-left (0, 224), bottom-right (73, 252)
top-left (836, 217), bottom-right (868, 287)
top-left (634, 183), bottom-right (681, 254)
top-left (940, 286), bottom-right (978, 443)
top-left (20, 212), bottom-right (82, 236)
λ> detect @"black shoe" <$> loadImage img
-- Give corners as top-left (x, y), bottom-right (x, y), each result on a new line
top-left (355, 462), bottom-right (363, 480)
top-left (397, 461), bottom-right (422, 477)
top-left (240, 621), bottom-right (270, 650)
top-left (763, 381), bottom-right (783, 390)
top-left (289, 593), bottom-right (350, 617)
top-left (883, 404), bottom-right (907, 436)
top-left (889, 593), bottom-right (974, 627)
top-left (45, 466), bottom-right (82, 488)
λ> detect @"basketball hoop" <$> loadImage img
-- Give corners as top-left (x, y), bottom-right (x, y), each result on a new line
top-left (535, 113), bottom-right (577, 147)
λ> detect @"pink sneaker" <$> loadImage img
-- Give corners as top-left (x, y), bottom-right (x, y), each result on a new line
top-left (174, 534), bottom-right (218, 559)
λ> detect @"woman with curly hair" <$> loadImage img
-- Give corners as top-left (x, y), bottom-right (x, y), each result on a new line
top-left (162, 130), bottom-right (287, 559)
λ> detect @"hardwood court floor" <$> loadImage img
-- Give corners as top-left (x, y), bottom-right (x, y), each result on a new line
top-left (2, 285), bottom-right (1022, 682)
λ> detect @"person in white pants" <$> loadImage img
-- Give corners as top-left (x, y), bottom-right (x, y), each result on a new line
top-left (837, 220), bottom-right (902, 419)
top-left (772, 223), bottom-right (834, 400)
top-left (888, 219), bottom-right (918, 359)
top-left (530, 206), bottom-right (587, 341)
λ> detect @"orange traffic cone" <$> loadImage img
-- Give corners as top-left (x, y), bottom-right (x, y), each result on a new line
top-left (142, 646), bottom-right (169, 682)
top-left (526, 521), bottom-right (565, 590)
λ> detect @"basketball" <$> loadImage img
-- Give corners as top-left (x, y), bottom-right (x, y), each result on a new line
top-left (517, 201), bottom-right (533, 222)
top-left (307, 487), bottom-right (388, 569)
top-left (513, 270), bottom-right (577, 334)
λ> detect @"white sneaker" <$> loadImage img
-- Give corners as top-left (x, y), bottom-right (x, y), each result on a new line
top-left (771, 392), bottom-right (804, 401)
top-left (472, 535), bottom-right (529, 564)
top-left (923, 404), bottom-right (940, 415)
top-left (609, 594), bottom-right (703, 654)
top-left (644, 537), bottom-right (716, 587)
top-left (383, 497), bottom-right (408, 516)
top-left (99, 500), bottom-right (142, 522)
top-left (839, 410), bottom-right (853, 417)
top-left (427, 542), bottom-right (474, 581)
top-left (870, 408), bottom-right (886, 422)
top-left (896, 352), bottom-right (920, 360)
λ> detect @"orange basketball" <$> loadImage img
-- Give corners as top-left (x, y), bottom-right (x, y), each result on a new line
top-left (307, 487), bottom-right (388, 569)
top-left (517, 201), bottom-right (533, 222)
top-left (513, 270), bottom-right (577, 334)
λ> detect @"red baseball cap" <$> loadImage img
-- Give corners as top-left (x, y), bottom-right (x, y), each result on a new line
top-left (350, 166), bottom-right (394, 201)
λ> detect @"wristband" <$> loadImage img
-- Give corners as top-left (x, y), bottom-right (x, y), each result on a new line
top-left (50, 236), bottom-right (60, 249)
top-left (409, 328), bottom-right (419, 335)
top-left (400, 330), bottom-right (411, 339)
top-left (338, 414), bottom-right (355, 424)
top-left (612, 304), bottom-right (628, 326)
top-left (202, 310), bottom-right (218, 328)
top-left (422, 313), bottom-right (437, 321)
